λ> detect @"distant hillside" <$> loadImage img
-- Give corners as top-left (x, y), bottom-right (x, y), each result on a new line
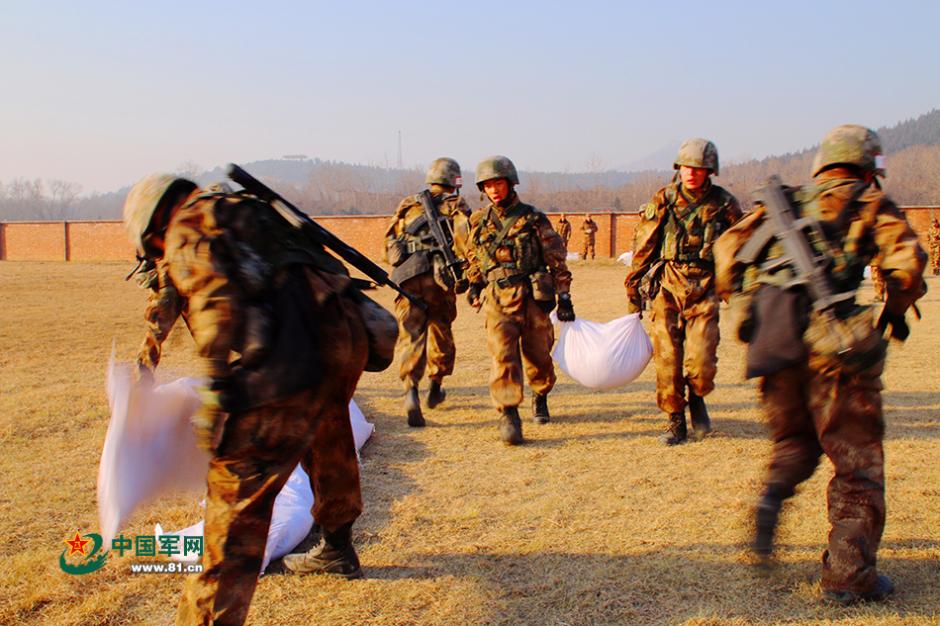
top-left (2, 109), bottom-right (939, 221)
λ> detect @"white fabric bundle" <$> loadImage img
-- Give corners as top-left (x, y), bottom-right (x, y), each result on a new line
top-left (551, 313), bottom-right (652, 390)
top-left (99, 357), bottom-right (374, 573)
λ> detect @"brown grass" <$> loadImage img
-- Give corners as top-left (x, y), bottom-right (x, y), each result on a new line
top-left (0, 260), bottom-right (938, 625)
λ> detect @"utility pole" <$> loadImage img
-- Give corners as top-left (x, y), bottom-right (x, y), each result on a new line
top-left (397, 130), bottom-right (403, 169)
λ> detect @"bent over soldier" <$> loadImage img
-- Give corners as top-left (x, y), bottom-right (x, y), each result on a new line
top-left (124, 174), bottom-right (388, 625)
top-left (465, 155), bottom-right (575, 445)
top-left (385, 157), bottom-right (471, 427)
top-left (624, 138), bottom-right (741, 444)
top-left (715, 124), bottom-right (926, 605)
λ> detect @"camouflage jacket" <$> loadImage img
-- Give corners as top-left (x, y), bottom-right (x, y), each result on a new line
top-left (465, 194), bottom-right (572, 301)
top-left (714, 172), bottom-right (927, 319)
top-left (384, 191), bottom-right (470, 285)
top-left (625, 179), bottom-right (741, 310)
top-left (581, 219), bottom-right (598, 240)
top-left (928, 222), bottom-right (940, 248)
top-left (136, 191), bottom-right (351, 394)
top-left (557, 219), bottom-right (572, 244)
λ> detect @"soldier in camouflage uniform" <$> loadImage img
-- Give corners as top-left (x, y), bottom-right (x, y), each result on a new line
top-left (624, 138), bottom-right (742, 445)
top-left (870, 264), bottom-right (885, 301)
top-left (124, 174), bottom-right (378, 625)
top-left (385, 157), bottom-right (471, 427)
top-left (929, 218), bottom-right (940, 275)
top-left (580, 214), bottom-right (598, 259)
top-left (557, 213), bottom-right (572, 249)
top-left (714, 125), bottom-right (927, 605)
top-left (465, 156), bottom-right (575, 445)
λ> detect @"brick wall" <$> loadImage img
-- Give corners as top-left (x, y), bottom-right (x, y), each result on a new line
top-left (1, 207), bottom-right (936, 262)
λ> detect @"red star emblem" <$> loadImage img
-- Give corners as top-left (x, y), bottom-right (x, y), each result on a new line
top-left (64, 532), bottom-right (90, 557)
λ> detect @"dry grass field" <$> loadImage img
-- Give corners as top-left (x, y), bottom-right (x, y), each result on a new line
top-left (0, 260), bottom-right (938, 625)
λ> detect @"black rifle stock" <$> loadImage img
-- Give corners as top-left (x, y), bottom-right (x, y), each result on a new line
top-left (417, 190), bottom-right (464, 286)
top-left (737, 175), bottom-right (853, 312)
top-left (227, 163), bottom-right (426, 309)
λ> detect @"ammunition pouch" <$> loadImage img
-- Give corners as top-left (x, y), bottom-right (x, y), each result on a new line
top-left (640, 259), bottom-right (667, 302)
top-left (432, 254), bottom-right (456, 291)
top-left (529, 270), bottom-right (556, 304)
top-left (349, 288), bottom-right (399, 372)
top-left (390, 250), bottom-right (432, 284)
top-left (804, 305), bottom-right (886, 375)
top-left (386, 238), bottom-right (408, 267)
top-left (745, 285), bottom-right (809, 379)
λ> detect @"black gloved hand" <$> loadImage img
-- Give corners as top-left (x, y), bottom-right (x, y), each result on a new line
top-left (454, 278), bottom-right (469, 295)
top-left (467, 282), bottom-right (484, 309)
top-left (556, 292), bottom-right (576, 322)
top-left (877, 309), bottom-right (910, 341)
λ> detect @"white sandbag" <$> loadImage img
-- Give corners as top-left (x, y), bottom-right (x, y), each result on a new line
top-left (156, 463), bottom-right (315, 572)
top-left (617, 251), bottom-right (634, 266)
top-left (99, 355), bottom-right (375, 567)
top-left (98, 357), bottom-right (210, 546)
top-left (150, 396), bottom-right (374, 573)
top-left (551, 313), bottom-right (652, 390)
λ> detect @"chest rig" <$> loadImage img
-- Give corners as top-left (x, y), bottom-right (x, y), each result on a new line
top-left (658, 183), bottom-right (734, 265)
top-left (473, 203), bottom-right (544, 287)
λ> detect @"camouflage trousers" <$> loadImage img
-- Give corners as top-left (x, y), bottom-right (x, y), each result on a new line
top-left (394, 273), bottom-right (457, 389)
top-left (176, 294), bottom-right (367, 626)
top-left (483, 284), bottom-right (556, 409)
top-left (870, 265), bottom-right (885, 302)
top-left (581, 240), bottom-right (596, 260)
top-left (931, 244), bottom-right (939, 275)
top-left (759, 356), bottom-right (886, 594)
top-left (649, 276), bottom-right (720, 413)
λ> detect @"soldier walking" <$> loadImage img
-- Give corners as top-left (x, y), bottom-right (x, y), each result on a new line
top-left (465, 156), bottom-right (575, 445)
top-left (870, 264), bottom-right (886, 301)
top-left (124, 174), bottom-right (386, 624)
top-left (557, 213), bottom-right (572, 249)
top-left (715, 125), bottom-right (927, 605)
top-left (385, 158), bottom-right (471, 427)
top-left (928, 217), bottom-right (940, 275)
top-left (580, 213), bottom-right (598, 259)
top-left (624, 139), bottom-right (741, 444)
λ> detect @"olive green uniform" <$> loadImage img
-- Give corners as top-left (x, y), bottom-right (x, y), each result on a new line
top-left (385, 192), bottom-right (470, 390)
top-left (465, 194), bottom-right (572, 410)
top-left (625, 180), bottom-right (741, 413)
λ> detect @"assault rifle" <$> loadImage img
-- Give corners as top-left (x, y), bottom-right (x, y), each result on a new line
top-left (735, 175), bottom-right (854, 312)
top-left (227, 163), bottom-right (426, 309)
top-left (417, 189), bottom-right (466, 290)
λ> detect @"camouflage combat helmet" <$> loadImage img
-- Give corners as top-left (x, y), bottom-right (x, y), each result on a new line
top-left (425, 157), bottom-right (462, 188)
top-left (811, 124), bottom-right (885, 178)
top-left (674, 138), bottom-right (719, 175)
top-left (475, 155), bottom-right (519, 189)
top-left (123, 173), bottom-right (197, 252)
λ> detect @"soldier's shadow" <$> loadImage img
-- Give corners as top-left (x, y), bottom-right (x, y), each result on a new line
top-left (362, 545), bottom-right (940, 623)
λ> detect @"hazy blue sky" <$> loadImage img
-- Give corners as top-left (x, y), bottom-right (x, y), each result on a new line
top-left (2, 0), bottom-right (939, 192)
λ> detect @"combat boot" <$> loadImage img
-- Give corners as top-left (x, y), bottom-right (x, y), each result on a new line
top-left (752, 491), bottom-right (783, 561)
top-left (405, 386), bottom-right (425, 427)
top-left (426, 379), bottom-right (446, 409)
top-left (532, 393), bottom-right (550, 424)
top-left (688, 390), bottom-right (712, 441)
top-left (822, 574), bottom-right (895, 606)
top-left (659, 412), bottom-right (687, 445)
top-left (283, 523), bottom-right (363, 579)
top-left (499, 407), bottom-right (524, 446)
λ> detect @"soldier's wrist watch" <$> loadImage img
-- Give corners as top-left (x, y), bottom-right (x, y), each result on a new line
top-left (559, 293), bottom-right (571, 301)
